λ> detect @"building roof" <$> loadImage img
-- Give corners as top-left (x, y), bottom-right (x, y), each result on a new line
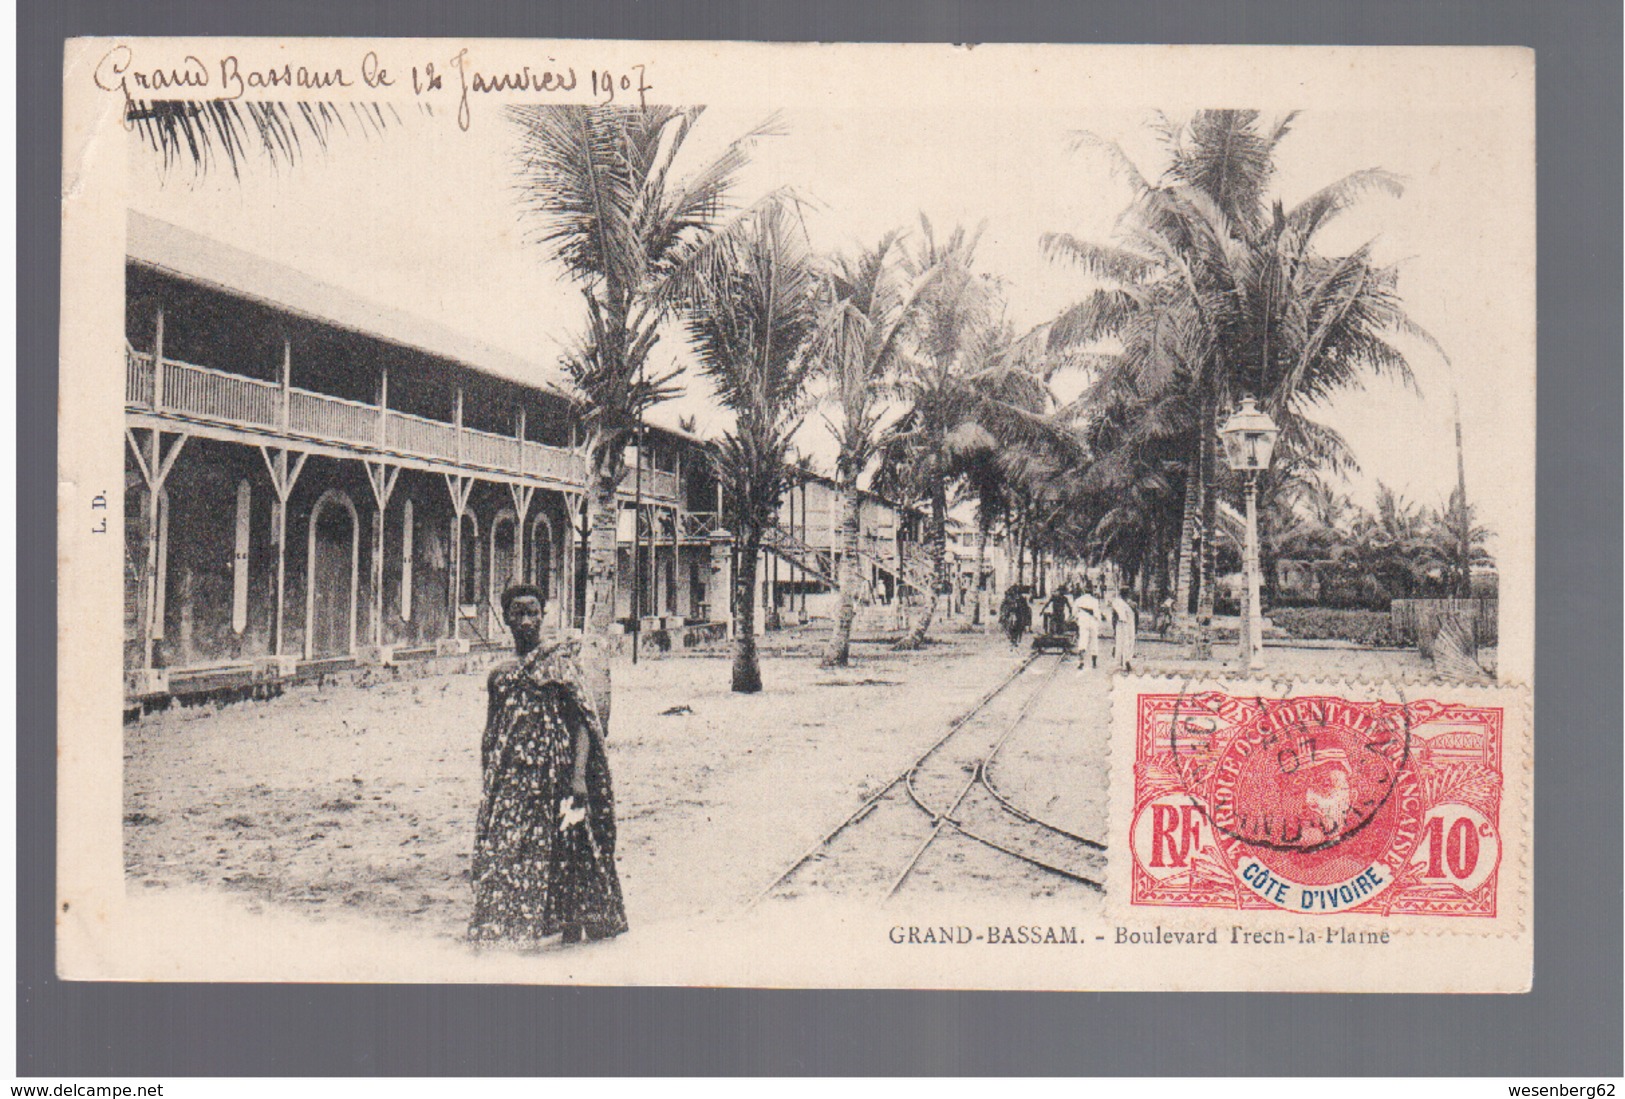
top-left (125, 211), bottom-right (708, 447)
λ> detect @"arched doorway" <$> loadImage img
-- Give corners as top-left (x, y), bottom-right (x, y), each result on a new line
top-left (306, 488), bottom-right (359, 659)
top-left (489, 509), bottom-right (517, 617)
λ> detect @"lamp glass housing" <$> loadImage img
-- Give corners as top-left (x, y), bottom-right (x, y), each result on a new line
top-left (1219, 397), bottom-right (1281, 473)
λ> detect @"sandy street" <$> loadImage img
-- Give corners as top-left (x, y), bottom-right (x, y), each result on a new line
top-left (124, 626), bottom-right (1069, 944)
top-left (122, 621), bottom-right (1443, 959)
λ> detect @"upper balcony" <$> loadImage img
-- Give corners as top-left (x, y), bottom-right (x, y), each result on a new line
top-left (125, 348), bottom-right (682, 502)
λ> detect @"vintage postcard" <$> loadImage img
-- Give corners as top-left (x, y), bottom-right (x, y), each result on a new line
top-left (58, 38), bottom-right (1534, 989)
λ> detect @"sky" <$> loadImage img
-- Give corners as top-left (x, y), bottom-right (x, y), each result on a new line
top-left (127, 68), bottom-right (1532, 546)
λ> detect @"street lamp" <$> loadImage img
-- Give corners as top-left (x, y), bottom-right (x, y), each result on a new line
top-left (1219, 397), bottom-right (1280, 672)
top-left (624, 436), bottom-right (645, 664)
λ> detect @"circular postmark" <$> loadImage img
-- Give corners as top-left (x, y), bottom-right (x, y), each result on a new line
top-left (1207, 694), bottom-right (1412, 856)
top-left (1130, 677), bottom-right (1429, 913)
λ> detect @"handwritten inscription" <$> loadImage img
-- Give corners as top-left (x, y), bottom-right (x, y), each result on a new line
top-left (93, 44), bottom-right (652, 132)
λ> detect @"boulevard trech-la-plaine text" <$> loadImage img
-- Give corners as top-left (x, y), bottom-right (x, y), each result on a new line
top-left (888, 925), bottom-right (1394, 946)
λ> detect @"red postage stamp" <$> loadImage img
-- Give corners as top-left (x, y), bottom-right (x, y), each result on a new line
top-left (1127, 690), bottom-right (1505, 917)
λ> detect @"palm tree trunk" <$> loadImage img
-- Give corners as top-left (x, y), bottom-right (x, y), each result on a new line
top-left (1014, 513), bottom-right (1028, 586)
top-left (897, 477), bottom-right (946, 650)
top-left (973, 519), bottom-right (988, 626)
top-left (731, 529), bottom-right (764, 693)
top-left (822, 484), bottom-right (862, 667)
top-left (764, 526), bottom-right (782, 632)
top-left (584, 456), bottom-right (620, 728)
top-left (1174, 470), bottom-right (1198, 626)
top-left (1194, 386), bottom-right (1218, 659)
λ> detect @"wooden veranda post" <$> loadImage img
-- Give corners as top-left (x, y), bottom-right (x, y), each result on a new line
top-left (443, 474), bottom-right (474, 643)
top-left (258, 444), bottom-right (309, 658)
top-left (510, 406), bottom-right (533, 591)
top-left (672, 452), bottom-right (685, 619)
top-left (127, 427), bottom-right (189, 674)
top-left (508, 481), bottom-right (536, 588)
top-left (126, 306), bottom-right (200, 679)
top-left (151, 307), bottom-right (165, 413)
top-left (363, 461), bottom-right (401, 652)
top-left (280, 338), bottom-right (292, 431)
top-left (377, 368), bottom-right (389, 447)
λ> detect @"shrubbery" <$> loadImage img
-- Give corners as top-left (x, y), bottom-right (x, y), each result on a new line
top-left (1269, 607), bottom-right (1407, 648)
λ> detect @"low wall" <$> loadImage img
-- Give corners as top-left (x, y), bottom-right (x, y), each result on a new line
top-left (127, 623), bottom-right (732, 719)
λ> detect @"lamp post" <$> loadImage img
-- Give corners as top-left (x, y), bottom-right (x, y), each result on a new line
top-left (626, 432), bottom-right (644, 665)
top-left (1219, 397), bottom-right (1281, 672)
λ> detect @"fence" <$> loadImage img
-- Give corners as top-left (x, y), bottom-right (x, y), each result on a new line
top-left (1390, 598), bottom-right (1498, 656)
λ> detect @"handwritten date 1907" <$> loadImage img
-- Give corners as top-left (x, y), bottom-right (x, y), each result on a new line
top-left (92, 44), bottom-right (653, 134)
top-left (450, 48), bottom-right (652, 129)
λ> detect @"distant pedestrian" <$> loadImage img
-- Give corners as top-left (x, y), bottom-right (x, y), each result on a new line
top-left (470, 583), bottom-right (627, 946)
top-left (1075, 587), bottom-right (1101, 669)
top-left (999, 586), bottom-right (1031, 647)
top-left (1111, 590), bottom-right (1137, 672)
top-left (1041, 589), bottom-right (1073, 638)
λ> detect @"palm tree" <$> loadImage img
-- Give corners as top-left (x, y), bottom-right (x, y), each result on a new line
top-left (810, 231), bottom-right (937, 666)
top-left (509, 104), bottom-right (773, 718)
top-left (1047, 110), bottom-right (1427, 651)
top-left (878, 281), bottom-right (1081, 647)
top-left (880, 218), bottom-right (1000, 649)
top-left (1043, 173), bottom-right (1229, 635)
top-left (676, 201), bottom-right (821, 693)
top-left (1435, 486), bottom-right (1491, 598)
top-left (951, 439), bottom-right (1010, 626)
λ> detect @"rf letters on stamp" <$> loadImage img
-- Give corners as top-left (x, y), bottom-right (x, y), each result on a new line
top-left (58, 39), bottom-right (1534, 990)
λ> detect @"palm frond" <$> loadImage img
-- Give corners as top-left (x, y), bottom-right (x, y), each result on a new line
top-left (131, 98), bottom-right (402, 180)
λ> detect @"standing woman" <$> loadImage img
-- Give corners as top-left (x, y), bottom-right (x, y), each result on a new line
top-left (469, 583), bottom-right (628, 945)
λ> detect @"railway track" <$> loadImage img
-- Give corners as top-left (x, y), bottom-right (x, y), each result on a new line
top-left (748, 651), bottom-right (1107, 906)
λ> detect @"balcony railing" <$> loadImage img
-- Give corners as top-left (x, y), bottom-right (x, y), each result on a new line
top-left (289, 388), bottom-right (375, 446)
top-left (681, 511), bottom-right (724, 540)
top-left (384, 409), bottom-right (458, 461)
top-left (639, 468), bottom-right (679, 500)
top-left (525, 440), bottom-right (582, 483)
top-left (461, 424), bottom-right (517, 471)
top-left (123, 348), bottom-right (679, 495)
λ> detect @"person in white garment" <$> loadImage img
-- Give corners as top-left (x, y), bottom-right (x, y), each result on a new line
top-left (1075, 585), bottom-right (1102, 669)
top-left (1110, 590), bottom-right (1137, 672)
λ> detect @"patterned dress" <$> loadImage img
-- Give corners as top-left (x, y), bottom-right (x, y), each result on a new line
top-left (469, 638), bottom-right (628, 943)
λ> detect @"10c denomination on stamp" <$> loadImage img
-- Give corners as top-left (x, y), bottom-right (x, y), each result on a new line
top-left (1127, 690), bottom-right (1505, 918)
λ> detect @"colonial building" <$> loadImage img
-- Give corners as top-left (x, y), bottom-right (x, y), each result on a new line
top-left (944, 518), bottom-right (1010, 616)
top-left (757, 471), bottom-right (931, 624)
top-left (123, 213), bottom-right (711, 700)
top-left (122, 213), bottom-right (927, 704)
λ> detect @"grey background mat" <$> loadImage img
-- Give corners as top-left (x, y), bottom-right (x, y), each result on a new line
top-left (18, 0), bottom-right (1622, 1077)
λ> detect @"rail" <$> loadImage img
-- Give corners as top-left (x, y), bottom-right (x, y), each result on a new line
top-left (749, 653), bottom-right (1106, 907)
